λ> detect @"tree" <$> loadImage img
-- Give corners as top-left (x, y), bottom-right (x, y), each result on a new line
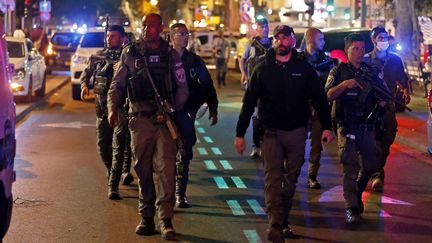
top-left (394, 0), bottom-right (420, 61)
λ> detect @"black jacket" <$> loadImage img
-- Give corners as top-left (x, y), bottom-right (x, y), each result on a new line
top-left (236, 49), bottom-right (332, 137)
top-left (182, 50), bottom-right (218, 116)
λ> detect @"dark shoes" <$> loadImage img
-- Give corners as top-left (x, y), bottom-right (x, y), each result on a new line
top-left (135, 217), bottom-right (156, 235)
top-left (267, 225), bottom-right (284, 243)
top-left (159, 218), bottom-right (176, 240)
top-left (176, 196), bottom-right (190, 208)
top-left (108, 187), bottom-right (122, 200)
top-left (121, 172), bottom-right (134, 185)
top-left (307, 178), bottom-right (321, 189)
top-left (372, 177), bottom-right (384, 193)
top-left (282, 222), bottom-right (299, 239)
top-left (345, 208), bottom-right (362, 224)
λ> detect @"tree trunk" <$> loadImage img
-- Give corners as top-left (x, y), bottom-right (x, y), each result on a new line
top-left (395, 0), bottom-right (420, 61)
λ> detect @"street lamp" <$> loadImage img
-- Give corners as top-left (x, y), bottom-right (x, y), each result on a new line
top-left (150, 0), bottom-right (158, 6)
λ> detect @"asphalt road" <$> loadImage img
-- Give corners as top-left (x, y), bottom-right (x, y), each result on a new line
top-left (4, 72), bottom-right (432, 243)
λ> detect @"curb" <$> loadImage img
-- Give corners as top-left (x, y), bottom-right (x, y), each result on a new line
top-left (395, 135), bottom-right (429, 155)
top-left (16, 77), bottom-right (70, 123)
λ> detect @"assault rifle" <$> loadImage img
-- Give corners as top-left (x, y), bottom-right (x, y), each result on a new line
top-left (345, 63), bottom-right (412, 112)
top-left (140, 56), bottom-right (186, 159)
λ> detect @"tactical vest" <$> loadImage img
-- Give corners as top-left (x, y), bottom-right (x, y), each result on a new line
top-left (92, 49), bottom-right (121, 118)
top-left (127, 41), bottom-right (175, 107)
top-left (246, 37), bottom-right (271, 76)
top-left (334, 63), bottom-right (378, 126)
top-left (183, 51), bottom-right (207, 113)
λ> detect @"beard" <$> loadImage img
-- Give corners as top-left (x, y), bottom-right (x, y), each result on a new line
top-left (276, 45), bottom-right (291, 56)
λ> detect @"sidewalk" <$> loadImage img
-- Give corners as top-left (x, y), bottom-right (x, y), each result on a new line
top-left (395, 83), bottom-right (431, 158)
top-left (16, 74), bottom-right (70, 122)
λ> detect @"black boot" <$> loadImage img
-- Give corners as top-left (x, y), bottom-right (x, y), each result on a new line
top-left (345, 208), bottom-right (362, 224)
top-left (159, 218), bottom-right (176, 240)
top-left (108, 186), bottom-right (122, 200)
top-left (135, 217), bottom-right (156, 235)
top-left (121, 172), bottom-right (134, 185)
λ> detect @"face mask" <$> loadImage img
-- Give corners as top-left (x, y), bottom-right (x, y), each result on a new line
top-left (376, 41), bottom-right (389, 51)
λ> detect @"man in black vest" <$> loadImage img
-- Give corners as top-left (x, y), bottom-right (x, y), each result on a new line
top-left (299, 28), bottom-right (336, 189)
top-left (326, 33), bottom-right (391, 224)
top-left (108, 13), bottom-right (188, 240)
top-left (80, 25), bottom-right (133, 200)
top-left (239, 18), bottom-right (272, 158)
top-left (170, 23), bottom-right (219, 208)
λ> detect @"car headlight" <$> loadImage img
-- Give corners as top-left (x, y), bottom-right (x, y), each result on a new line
top-left (10, 82), bottom-right (25, 92)
top-left (13, 68), bottom-right (25, 80)
top-left (72, 55), bottom-right (89, 64)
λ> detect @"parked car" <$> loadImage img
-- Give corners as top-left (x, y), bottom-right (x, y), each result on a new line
top-left (45, 31), bottom-right (82, 72)
top-left (0, 20), bottom-right (16, 241)
top-left (6, 35), bottom-right (47, 101)
top-left (298, 27), bottom-right (374, 63)
top-left (70, 27), bottom-right (135, 100)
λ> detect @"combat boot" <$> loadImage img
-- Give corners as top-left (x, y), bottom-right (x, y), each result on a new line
top-left (345, 208), bottom-right (362, 224)
top-left (121, 172), bottom-right (134, 185)
top-left (135, 217), bottom-right (156, 235)
top-left (307, 177), bottom-right (321, 189)
top-left (159, 218), bottom-right (176, 240)
top-left (176, 196), bottom-right (190, 208)
top-left (267, 224), bottom-right (284, 243)
top-left (282, 221), bottom-right (299, 239)
top-left (108, 186), bottom-right (122, 200)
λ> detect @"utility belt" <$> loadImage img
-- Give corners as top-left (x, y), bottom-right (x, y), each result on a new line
top-left (129, 110), bottom-right (170, 126)
top-left (344, 123), bottom-right (375, 132)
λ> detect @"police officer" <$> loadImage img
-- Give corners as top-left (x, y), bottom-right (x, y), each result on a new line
top-left (239, 18), bottom-right (272, 158)
top-left (363, 27), bottom-right (410, 192)
top-left (170, 23), bottom-right (219, 208)
top-left (235, 25), bottom-right (334, 242)
top-left (326, 33), bottom-right (391, 224)
top-left (80, 25), bottom-right (132, 200)
top-left (299, 28), bottom-right (336, 189)
top-left (212, 29), bottom-right (230, 88)
top-left (108, 13), bottom-right (188, 240)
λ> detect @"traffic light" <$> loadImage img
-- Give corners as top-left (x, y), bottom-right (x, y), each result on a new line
top-left (354, 0), bottom-right (361, 19)
top-left (326, 0), bottom-right (335, 12)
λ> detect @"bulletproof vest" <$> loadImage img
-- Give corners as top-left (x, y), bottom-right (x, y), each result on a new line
top-left (301, 50), bottom-right (334, 86)
top-left (93, 49), bottom-right (121, 96)
top-left (247, 37), bottom-right (271, 74)
top-left (127, 41), bottom-right (175, 106)
top-left (334, 63), bottom-right (378, 125)
top-left (183, 51), bottom-right (207, 112)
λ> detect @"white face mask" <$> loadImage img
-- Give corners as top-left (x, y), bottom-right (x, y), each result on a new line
top-left (376, 41), bottom-right (389, 51)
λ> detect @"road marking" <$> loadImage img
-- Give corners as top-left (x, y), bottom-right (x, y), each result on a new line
top-left (247, 199), bottom-right (266, 215)
top-left (243, 230), bottom-right (262, 243)
top-left (204, 160), bottom-right (217, 170)
top-left (194, 121), bottom-right (200, 126)
top-left (380, 210), bottom-right (392, 218)
top-left (197, 147), bottom-right (208, 155)
top-left (203, 136), bottom-right (214, 143)
top-left (314, 186), bottom-right (414, 206)
top-left (197, 127), bottom-right (206, 134)
top-left (219, 160), bottom-right (233, 170)
top-left (214, 177), bottom-right (229, 189)
top-left (231, 176), bottom-right (247, 188)
top-left (39, 122), bottom-right (94, 129)
top-left (227, 200), bottom-right (245, 215)
top-left (211, 147), bottom-right (222, 155)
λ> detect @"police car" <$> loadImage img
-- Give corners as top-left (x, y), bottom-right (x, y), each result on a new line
top-left (6, 32), bottom-right (47, 101)
top-left (0, 17), bottom-right (16, 240)
top-left (70, 27), bottom-right (135, 100)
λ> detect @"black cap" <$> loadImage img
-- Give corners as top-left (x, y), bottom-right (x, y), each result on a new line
top-left (273, 25), bottom-right (294, 37)
top-left (371, 26), bottom-right (387, 39)
top-left (108, 25), bottom-right (126, 36)
top-left (256, 18), bottom-right (269, 26)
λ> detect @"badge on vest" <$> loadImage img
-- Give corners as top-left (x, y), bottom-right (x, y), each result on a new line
top-left (175, 62), bottom-right (186, 83)
top-left (149, 55), bottom-right (160, 63)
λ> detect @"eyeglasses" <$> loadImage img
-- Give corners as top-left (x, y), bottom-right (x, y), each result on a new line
top-left (174, 32), bottom-right (191, 37)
